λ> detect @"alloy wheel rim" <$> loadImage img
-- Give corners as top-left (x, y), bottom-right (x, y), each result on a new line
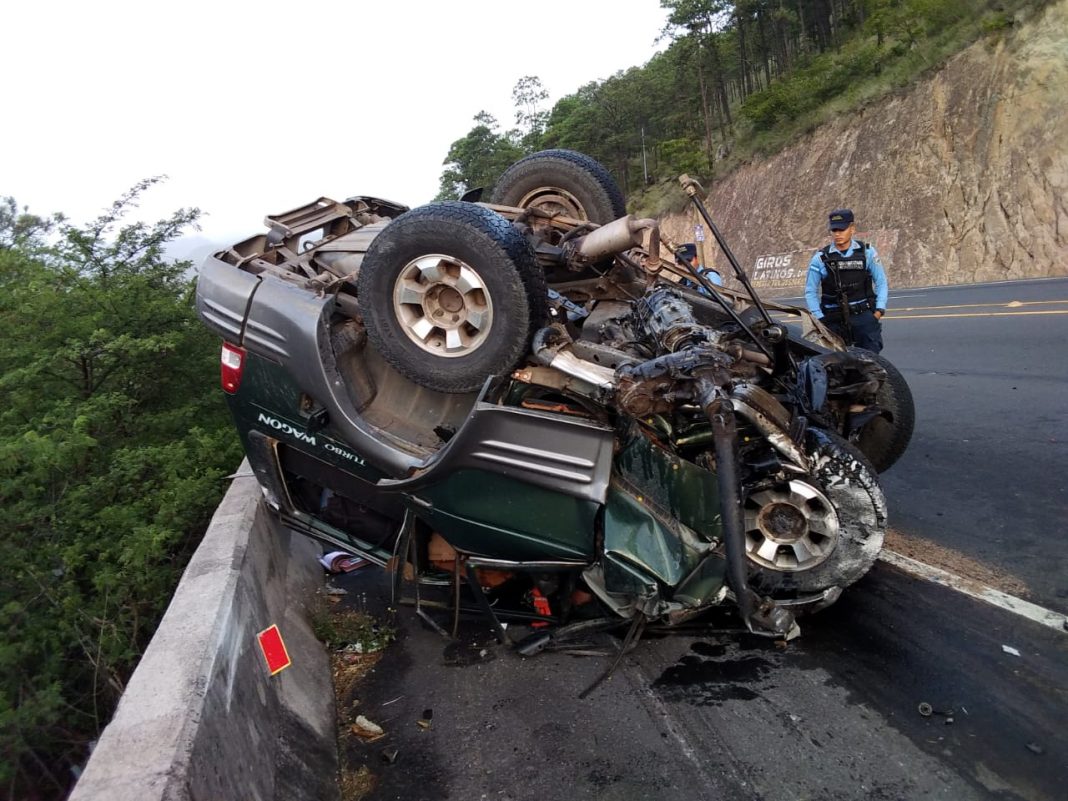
top-left (742, 480), bottom-right (840, 571)
top-left (392, 254), bottom-right (493, 357)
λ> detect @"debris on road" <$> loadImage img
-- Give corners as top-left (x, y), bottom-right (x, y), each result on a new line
top-left (1026, 742), bottom-right (1044, 755)
top-left (918, 702), bottom-right (960, 722)
top-left (884, 530), bottom-right (1029, 596)
top-left (353, 715), bottom-right (384, 738)
top-left (320, 550), bottom-right (368, 574)
top-left (1002, 645), bottom-right (1021, 656)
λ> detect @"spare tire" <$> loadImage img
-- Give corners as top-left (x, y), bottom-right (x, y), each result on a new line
top-left (491, 149), bottom-right (626, 224)
top-left (851, 350), bottom-right (915, 473)
top-left (356, 202), bottom-right (547, 393)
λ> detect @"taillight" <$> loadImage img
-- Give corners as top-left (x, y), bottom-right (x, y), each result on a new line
top-left (220, 343), bottom-right (246, 394)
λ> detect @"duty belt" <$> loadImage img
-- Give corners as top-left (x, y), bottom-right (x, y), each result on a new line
top-left (822, 299), bottom-right (873, 314)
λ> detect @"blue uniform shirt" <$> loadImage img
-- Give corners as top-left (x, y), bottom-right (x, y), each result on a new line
top-left (804, 240), bottom-right (888, 319)
top-left (681, 265), bottom-right (723, 294)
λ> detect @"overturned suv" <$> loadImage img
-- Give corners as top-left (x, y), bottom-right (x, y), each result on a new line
top-left (196, 149), bottom-right (913, 644)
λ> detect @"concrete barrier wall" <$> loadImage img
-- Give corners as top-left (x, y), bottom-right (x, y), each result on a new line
top-left (70, 469), bottom-right (338, 801)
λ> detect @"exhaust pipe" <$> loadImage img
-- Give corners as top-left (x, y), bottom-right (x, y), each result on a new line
top-left (531, 326), bottom-right (616, 389)
top-left (572, 216), bottom-right (659, 263)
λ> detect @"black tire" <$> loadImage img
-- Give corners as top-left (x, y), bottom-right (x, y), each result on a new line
top-left (851, 350), bottom-right (915, 473)
top-left (356, 202), bottom-right (547, 393)
top-left (490, 149), bottom-right (627, 224)
top-left (744, 427), bottom-right (886, 599)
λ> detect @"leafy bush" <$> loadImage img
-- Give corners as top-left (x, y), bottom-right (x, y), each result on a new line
top-left (741, 42), bottom-right (885, 132)
top-left (980, 11), bottom-right (1014, 32)
top-left (658, 138), bottom-right (707, 178)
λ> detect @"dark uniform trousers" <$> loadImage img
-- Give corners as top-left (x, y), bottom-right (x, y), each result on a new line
top-left (822, 307), bottom-right (884, 353)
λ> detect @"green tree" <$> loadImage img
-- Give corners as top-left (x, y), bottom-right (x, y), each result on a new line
top-left (0, 181), bottom-right (241, 798)
top-left (661, 0), bottom-right (735, 169)
top-left (511, 75), bottom-right (550, 149)
top-left (435, 112), bottom-right (525, 200)
top-left (0, 197), bottom-right (64, 251)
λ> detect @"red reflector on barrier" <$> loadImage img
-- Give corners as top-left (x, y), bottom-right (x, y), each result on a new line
top-left (257, 624), bottom-right (291, 676)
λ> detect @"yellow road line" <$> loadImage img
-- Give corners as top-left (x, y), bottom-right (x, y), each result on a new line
top-left (888, 310), bottom-right (1068, 319)
top-left (893, 300), bottom-right (1068, 312)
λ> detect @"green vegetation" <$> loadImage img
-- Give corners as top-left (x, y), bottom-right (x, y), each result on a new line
top-left (0, 182), bottom-right (242, 798)
top-left (437, 0), bottom-right (1052, 214)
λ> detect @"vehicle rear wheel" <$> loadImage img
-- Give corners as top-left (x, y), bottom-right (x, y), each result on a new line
top-left (851, 350), bottom-right (915, 473)
top-left (357, 202), bottom-right (547, 393)
top-left (490, 149), bottom-right (627, 226)
top-left (744, 428), bottom-right (886, 602)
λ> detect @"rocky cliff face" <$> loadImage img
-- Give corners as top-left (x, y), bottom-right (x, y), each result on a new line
top-left (660, 0), bottom-right (1068, 292)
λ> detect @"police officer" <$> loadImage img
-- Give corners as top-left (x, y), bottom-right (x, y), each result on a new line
top-left (676, 242), bottom-right (723, 293)
top-left (805, 209), bottom-right (888, 353)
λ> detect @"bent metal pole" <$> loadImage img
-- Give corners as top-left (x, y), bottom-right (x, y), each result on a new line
top-left (697, 379), bottom-right (795, 638)
top-left (678, 174), bottom-right (775, 328)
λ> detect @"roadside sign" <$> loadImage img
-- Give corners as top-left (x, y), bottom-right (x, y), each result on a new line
top-left (257, 624), bottom-right (292, 676)
top-left (694, 224), bottom-right (705, 242)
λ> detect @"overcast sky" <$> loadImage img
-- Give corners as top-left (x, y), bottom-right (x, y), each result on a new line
top-left (3, 0), bottom-right (670, 250)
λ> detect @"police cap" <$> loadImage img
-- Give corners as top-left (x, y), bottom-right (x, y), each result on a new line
top-left (828, 209), bottom-right (854, 231)
top-left (675, 243), bottom-right (698, 263)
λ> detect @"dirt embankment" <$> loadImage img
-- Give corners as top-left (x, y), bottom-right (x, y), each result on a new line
top-left (660, 0), bottom-right (1068, 292)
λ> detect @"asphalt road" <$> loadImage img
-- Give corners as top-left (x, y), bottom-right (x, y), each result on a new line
top-left (343, 565), bottom-right (1067, 801)
top-left (872, 278), bottom-right (1068, 614)
top-left (340, 278), bottom-right (1068, 801)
